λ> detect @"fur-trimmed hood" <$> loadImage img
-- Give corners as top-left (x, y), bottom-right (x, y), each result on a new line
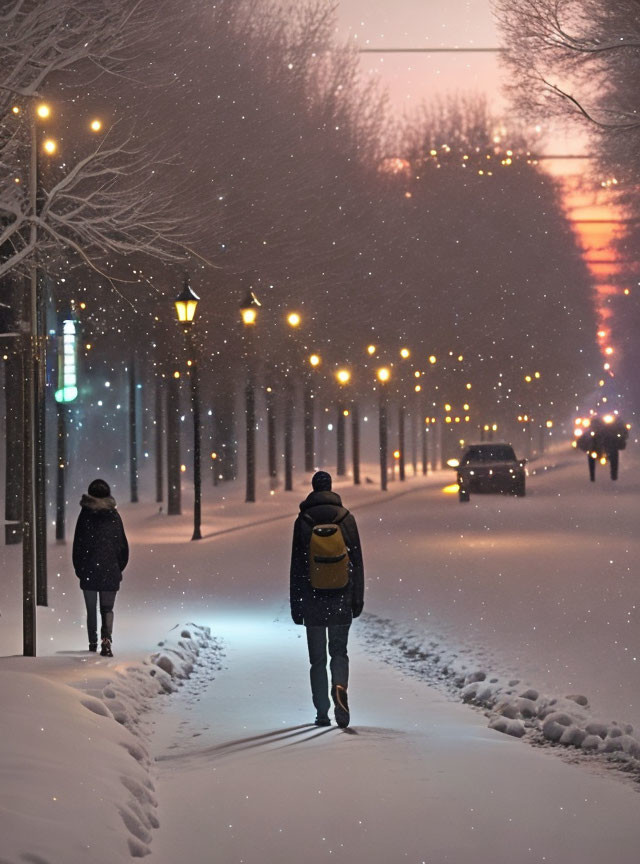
top-left (80, 494), bottom-right (117, 511)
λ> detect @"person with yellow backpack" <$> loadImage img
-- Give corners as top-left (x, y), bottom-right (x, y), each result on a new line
top-left (290, 471), bottom-right (364, 728)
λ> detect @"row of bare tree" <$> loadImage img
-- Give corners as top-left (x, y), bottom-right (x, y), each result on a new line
top-left (1, 0), bottom-right (602, 511)
top-left (495, 0), bottom-right (640, 407)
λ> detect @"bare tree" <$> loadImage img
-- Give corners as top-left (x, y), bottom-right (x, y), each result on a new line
top-left (0, 0), bottom-right (192, 279)
top-left (493, 0), bottom-right (640, 178)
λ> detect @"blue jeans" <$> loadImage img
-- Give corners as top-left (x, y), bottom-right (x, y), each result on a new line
top-left (305, 624), bottom-right (350, 717)
top-left (83, 590), bottom-right (117, 644)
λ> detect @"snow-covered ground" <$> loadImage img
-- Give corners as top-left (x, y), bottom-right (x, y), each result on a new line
top-left (1, 447), bottom-right (640, 862)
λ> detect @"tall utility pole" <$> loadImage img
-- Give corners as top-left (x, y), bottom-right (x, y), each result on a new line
top-left (22, 102), bottom-right (40, 655)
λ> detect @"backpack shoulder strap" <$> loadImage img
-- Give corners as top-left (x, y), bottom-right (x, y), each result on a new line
top-left (333, 509), bottom-right (349, 525)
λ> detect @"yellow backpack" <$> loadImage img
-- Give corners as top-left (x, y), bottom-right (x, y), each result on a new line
top-left (305, 516), bottom-right (350, 590)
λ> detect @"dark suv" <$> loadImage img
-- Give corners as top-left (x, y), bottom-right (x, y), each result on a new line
top-left (453, 443), bottom-right (526, 502)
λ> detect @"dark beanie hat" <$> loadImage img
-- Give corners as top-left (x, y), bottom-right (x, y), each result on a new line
top-left (88, 479), bottom-right (111, 498)
top-left (312, 471), bottom-right (332, 492)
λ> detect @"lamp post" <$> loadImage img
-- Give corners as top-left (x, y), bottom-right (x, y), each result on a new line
top-left (305, 353), bottom-right (321, 473)
top-left (335, 369), bottom-right (350, 476)
top-left (283, 311), bottom-right (301, 490)
top-left (240, 289), bottom-right (261, 502)
top-left (377, 367), bottom-right (390, 491)
top-left (397, 347), bottom-right (411, 482)
top-left (174, 278), bottom-right (201, 539)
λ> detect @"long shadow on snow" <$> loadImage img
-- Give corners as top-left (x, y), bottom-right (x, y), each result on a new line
top-left (157, 724), bottom-right (320, 763)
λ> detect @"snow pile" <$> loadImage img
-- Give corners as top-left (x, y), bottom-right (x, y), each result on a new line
top-left (362, 615), bottom-right (640, 776)
top-left (0, 623), bottom-right (221, 863)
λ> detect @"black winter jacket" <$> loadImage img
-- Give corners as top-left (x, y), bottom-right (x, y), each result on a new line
top-left (72, 495), bottom-right (129, 592)
top-left (290, 490), bottom-right (364, 627)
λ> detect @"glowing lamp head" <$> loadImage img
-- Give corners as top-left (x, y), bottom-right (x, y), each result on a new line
top-left (36, 103), bottom-right (51, 119)
top-left (428, 355), bottom-right (437, 364)
top-left (367, 345), bottom-right (376, 356)
top-left (400, 347), bottom-right (410, 359)
top-left (414, 385), bottom-right (421, 392)
top-left (377, 367), bottom-right (390, 383)
top-left (444, 403), bottom-right (452, 412)
top-left (336, 369), bottom-right (351, 386)
top-left (603, 414), bottom-right (614, 424)
top-left (12, 105), bottom-right (20, 115)
top-left (90, 119), bottom-right (102, 132)
top-left (525, 375), bottom-right (532, 383)
top-left (393, 450), bottom-right (401, 460)
top-left (309, 354), bottom-right (321, 367)
top-left (174, 277), bottom-right (199, 325)
top-left (240, 289), bottom-right (261, 325)
top-left (43, 138), bottom-right (57, 155)
top-left (286, 311), bottom-right (301, 328)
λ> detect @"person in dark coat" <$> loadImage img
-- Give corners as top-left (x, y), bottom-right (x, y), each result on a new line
top-left (290, 471), bottom-right (364, 728)
top-left (72, 479), bottom-right (129, 657)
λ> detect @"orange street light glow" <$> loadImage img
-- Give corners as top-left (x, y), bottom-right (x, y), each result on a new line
top-left (428, 355), bottom-right (436, 364)
top-left (43, 138), bottom-right (57, 154)
top-left (336, 369), bottom-right (350, 385)
top-left (377, 367), bottom-right (390, 382)
top-left (367, 345), bottom-right (376, 355)
top-left (442, 483), bottom-right (460, 494)
top-left (286, 312), bottom-right (301, 328)
top-left (309, 354), bottom-right (320, 367)
top-left (36, 103), bottom-right (51, 119)
top-left (90, 119), bottom-right (102, 132)
top-left (400, 347), bottom-right (410, 359)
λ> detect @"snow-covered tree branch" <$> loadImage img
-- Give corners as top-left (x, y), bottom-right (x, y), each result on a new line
top-left (0, 0), bottom-right (193, 281)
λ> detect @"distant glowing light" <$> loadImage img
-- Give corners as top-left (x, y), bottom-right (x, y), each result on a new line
top-left (400, 347), bottom-right (410, 359)
top-left (36, 104), bottom-right (50, 119)
top-left (367, 345), bottom-right (376, 356)
top-left (180, 464), bottom-right (187, 472)
top-left (286, 312), bottom-right (301, 328)
top-left (377, 367), bottom-right (390, 383)
top-left (429, 355), bottom-right (437, 364)
top-left (393, 450), bottom-right (401, 460)
top-left (604, 346), bottom-right (614, 355)
top-left (90, 119), bottom-right (102, 132)
top-left (336, 369), bottom-right (351, 385)
top-left (43, 138), bottom-right (57, 154)
top-left (309, 354), bottom-right (320, 367)
top-left (12, 105), bottom-right (20, 115)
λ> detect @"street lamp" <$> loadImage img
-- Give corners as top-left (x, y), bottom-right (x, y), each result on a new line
top-left (377, 367), bottom-right (390, 490)
top-left (240, 289), bottom-right (261, 502)
top-left (174, 277), bottom-right (201, 539)
top-left (304, 352), bottom-right (321, 472)
top-left (335, 369), bottom-right (350, 476)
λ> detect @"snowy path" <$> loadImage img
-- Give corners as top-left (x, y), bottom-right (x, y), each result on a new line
top-left (149, 618), bottom-right (640, 864)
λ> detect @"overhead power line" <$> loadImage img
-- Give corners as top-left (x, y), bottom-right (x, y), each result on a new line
top-left (358, 47), bottom-right (502, 53)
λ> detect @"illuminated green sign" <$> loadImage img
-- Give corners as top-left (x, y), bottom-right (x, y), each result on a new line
top-left (54, 319), bottom-right (78, 403)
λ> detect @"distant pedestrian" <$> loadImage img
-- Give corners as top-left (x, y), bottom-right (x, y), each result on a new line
top-left (290, 471), bottom-right (364, 728)
top-left (72, 479), bottom-right (129, 657)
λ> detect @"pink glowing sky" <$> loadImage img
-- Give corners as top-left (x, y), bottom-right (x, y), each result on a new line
top-left (337, 1), bottom-right (622, 359)
top-left (337, 0), bottom-right (505, 118)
